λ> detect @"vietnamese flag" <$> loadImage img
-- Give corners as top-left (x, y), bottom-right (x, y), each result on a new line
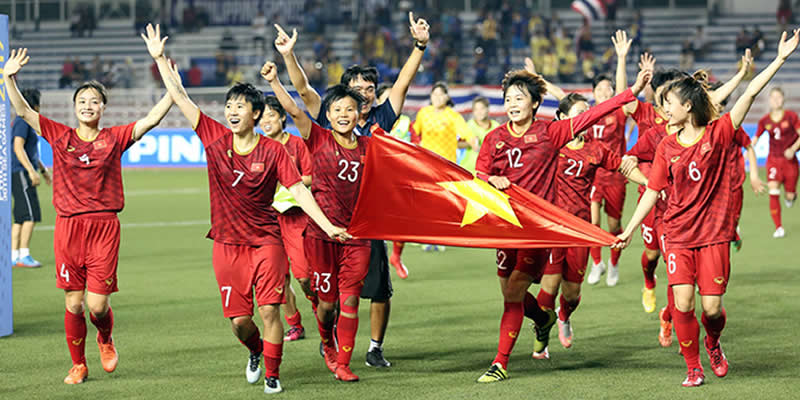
top-left (348, 134), bottom-right (617, 248)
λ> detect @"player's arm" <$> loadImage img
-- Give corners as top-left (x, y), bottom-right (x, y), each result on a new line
top-left (288, 182), bottom-right (351, 241)
top-left (623, 165), bottom-right (648, 186)
top-left (591, 202), bottom-right (601, 226)
top-left (388, 12), bottom-right (430, 116)
top-left (274, 24), bottom-right (322, 118)
top-left (524, 57), bottom-right (566, 100)
top-left (746, 144), bottom-right (766, 194)
top-left (38, 160), bottom-right (51, 185)
top-left (710, 49), bottom-right (752, 106)
top-left (12, 136), bottom-right (40, 186)
top-left (622, 53), bottom-right (655, 116)
top-left (784, 135), bottom-right (800, 159)
top-left (262, 61), bottom-right (312, 139)
top-left (613, 188), bottom-right (659, 249)
top-left (132, 93), bottom-right (173, 141)
top-left (612, 30), bottom-right (632, 96)
top-left (454, 112), bottom-right (480, 151)
top-left (2, 49), bottom-right (41, 133)
top-left (730, 29), bottom-right (800, 130)
top-left (141, 23), bottom-right (201, 127)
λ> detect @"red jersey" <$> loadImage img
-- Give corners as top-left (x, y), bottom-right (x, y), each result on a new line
top-left (38, 115), bottom-right (135, 217)
top-left (756, 110), bottom-right (800, 159)
top-left (630, 100), bottom-right (668, 135)
top-left (555, 140), bottom-right (622, 220)
top-left (729, 127), bottom-right (751, 189)
top-left (305, 122), bottom-right (370, 244)
top-left (648, 114), bottom-right (748, 248)
top-left (627, 124), bottom-right (671, 214)
top-left (588, 109), bottom-right (627, 184)
top-left (279, 134), bottom-right (313, 216)
top-left (476, 88), bottom-right (636, 201)
top-left (196, 113), bottom-right (302, 246)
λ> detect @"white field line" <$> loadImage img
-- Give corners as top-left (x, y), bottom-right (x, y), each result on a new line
top-left (35, 220), bottom-right (210, 231)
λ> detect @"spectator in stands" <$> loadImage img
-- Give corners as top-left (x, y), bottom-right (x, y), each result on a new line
top-left (576, 18), bottom-right (594, 61)
top-left (90, 54), bottom-right (103, 81)
top-left (252, 11), bottom-right (268, 54)
top-left (511, 11), bottom-right (527, 50)
top-left (529, 25), bottom-right (550, 73)
top-left (558, 46), bottom-right (578, 83)
top-left (736, 26), bottom-right (752, 55)
top-left (116, 57), bottom-right (135, 89)
top-left (630, 10), bottom-right (643, 55)
top-left (752, 26), bottom-right (766, 59)
top-left (473, 50), bottom-right (489, 84)
top-left (777, 0), bottom-right (793, 33)
top-left (499, 1), bottom-right (513, 58)
top-left (69, 6), bottom-right (83, 37)
top-left (214, 53), bottom-right (228, 86)
top-left (188, 61), bottom-right (203, 87)
top-left (60, 56), bottom-right (75, 88)
top-left (680, 39), bottom-right (695, 70)
top-left (690, 25), bottom-right (709, 60)
top-left (542, 44), bottom-right (559, 82)
top-left (219, 29), bottom-right (238, 52)
top-left (477, 9), bottom-right (498, 59)
top-left (605, 0), bottom-right (618, 33)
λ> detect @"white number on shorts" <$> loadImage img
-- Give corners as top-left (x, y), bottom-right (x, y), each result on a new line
top-left (220, 286), bottom-right (232, 308)
top-left (505, 148), bottom-right (523, 168)
top-left (774, 127), bottom-right (782, 141)
top-left (564, 159), bottom-right (584, 177)
top-left (667, 253), bottom-right (677, 274)
top-left (769, 167), bottom-right (778, 180)
top-left (314, 272), bottom-right (332, 293)
top-left (592, 125), bottom-right (605, 139)
top-left (232, 170), bottom-right (245, 187)
top-left (688, 161), bottom-right (702, 182)
top-left (337, 160), bottom-right (360, 182)
top-left (641, 224), bottom-right (654, 244)
top-left (497, 250), bottom-right (508, 270)
top-left (60, 264), bottom-right (70, 282)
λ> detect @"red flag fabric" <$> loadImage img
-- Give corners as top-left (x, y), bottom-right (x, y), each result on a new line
top-left (348, 133), bottom-right (618, 248)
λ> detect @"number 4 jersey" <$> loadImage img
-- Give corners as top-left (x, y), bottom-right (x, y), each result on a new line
top-left (305, 122), bottom-right (370, 244)
top-left (195, 113), bottom-right (302, 246)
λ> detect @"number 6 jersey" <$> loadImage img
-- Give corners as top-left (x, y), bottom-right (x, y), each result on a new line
top-left (195, 113), bottom-right (301, 246)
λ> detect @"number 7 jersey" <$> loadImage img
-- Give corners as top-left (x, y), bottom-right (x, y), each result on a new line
top-left (195, 113), bottom-right (302, 246)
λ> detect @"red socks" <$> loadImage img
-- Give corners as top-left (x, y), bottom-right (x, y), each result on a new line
top-left (285, 310), bottom-right (302, 328)
top-left (392, 242), bottom-right (405, 258)
top-left (536, 289), bottom-right (556, 310)
top-left (558, 295), bottom-right (581, 321)
top-left (262, 340), bottom-right (283, 378)
top-left (701, 308), bottom-right (727, 347)
top-left (89, 307), bottom-right (114, 344)
top-left (673, 309), bottom-right (701, 371)
top-left (239, 329), bottom-right (264, 355)
top-left (64, 309), bottom-right (87, 365)
top-left (590, 247), bottom-right (602, 264)
top-left (663, 287), bottom-right (674, 322)
top-left (493, 301), bottom-right (523, 369)
top-left (642, 252), bottom-right (658, 290)
top-left (770, 194), bottom-right (782, 229)
top-left (335, 315), bottom-right (358, 367)
top-left (609, 230), bottom-right (623, 265)
top-left (523, 291), bottom-right (550, 326)
top-left (315, 312), bottom-right (334, 346)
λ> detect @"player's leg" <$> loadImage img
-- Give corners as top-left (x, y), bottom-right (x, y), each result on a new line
top-left (303, 236), bottom-right (339, 373)
top-left (556, 247), bottom-right (587, 349)
top-left (481, 269), bottom-right (533, 381)
top-left (389, 241), bottom-right (409, 279)
top-left (63, 290), bottom-right (89, 384)
top-left (668, 248), bottom-right (704, 387)
top-left (280, 275), bottom-right (305, 342)
top-left (54, 216), bottom-right (89, 384)
top-left (517, 251), bottom-right (553, 361)
top-left (640, 211), bottom-right (660, 312)
top-left (334, 244), bottom-right (371, 382)
top-left (604, 183), bottom-right (626, 287)
top-left (257, 304), bottom-right (284, 393)
top-left (279, 214), bottom-right (310, 339)
top-left (10, 223), bottom-right (21, 265)
top-left (536, 250), bottom-right (563, 352)
top-left (362, 240), bottom-right (393, 368)
top-left (12, 171), bottom-right (41, 267)
top-left (697, 243), bottom-right (730, 378)
top-left (767, 159), bottom-right (784, 236)
top-left (253, 244), bottom-right (290, 393)
top-left (783, 159), bottom-right (798, 207)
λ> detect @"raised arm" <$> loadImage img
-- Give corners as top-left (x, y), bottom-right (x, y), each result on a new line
top-left (612, 30), bottom-right (632, 96)
top-left (388, 12), bottom-right (431, 115)
top-left (730, 29), bottom-right (800, 129)
top-left (132, 93), bottom-right (173, 141)
top-left (141, 23), bottom-right (200, 127)
top-left (3, 49), bottom-right (40, 133)
top-left (261, 61), bottom-right (312, 139)
top-left (525, 57), bottom-right (566, 100)
top-left (710, 49), bottom-right (752, 106)
top-left (622, 53), bottom-right (655, 115)
top-left (274, 24), bottom-right (322, 118)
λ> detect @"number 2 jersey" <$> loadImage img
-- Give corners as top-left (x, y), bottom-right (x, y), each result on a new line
top-left (648, 114), bottom-right (748, 249)
top-left (555, 139), bottom-right (623, 221)
top-left (195, 113), bottom-right (301, 246)
top-left (756, 110), bottom-right (800, 159)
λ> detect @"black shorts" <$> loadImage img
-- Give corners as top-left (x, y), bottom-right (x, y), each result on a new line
top-left (12, 170), bottom-right (42, 224)
top-left (360, 239), bottom-right (393, 301)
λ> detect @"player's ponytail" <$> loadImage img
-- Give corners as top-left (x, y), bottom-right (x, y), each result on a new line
top-left (664, 72), bottom-right (717, 127)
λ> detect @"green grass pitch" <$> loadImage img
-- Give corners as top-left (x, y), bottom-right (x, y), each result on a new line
top-left (3, 168), bottom-right (799, 399)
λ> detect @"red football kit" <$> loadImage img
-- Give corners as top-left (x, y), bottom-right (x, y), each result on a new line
top-left (588, 109), bottom-right (628, 219)
top-left (277, 134), bottom-right (313, 280)
top-left (39, 115), bottom-right (136, 294)
top-left (546, 139), bottom-right (623, 283)
top-left (756, 110), bottom-right (800, 192)
top-left (648, 114), bottom-right (748, 295)
top-left (195, 113), bottom-right (302, 316)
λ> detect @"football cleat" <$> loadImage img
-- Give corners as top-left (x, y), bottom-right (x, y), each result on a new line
top-left (532, 346), bottom-right (550, 360)
top-left (557, 316), bottom-right (573, 349)
top-left (246, 352), bottom-right (262, 384)
top-left (642, 288), bottom-right (657, 313)
top-left (263, 376), bottom-right (283, 394)
top-left (606, 263), bottom-right (619, 287)
top-left (704, 337), bottom-right (729, 378)
top-left (365, 347), bottom-right (391, 368)
top-left (63, 364), bottom-right (88, 384)
top-left (15, 255), bottom-right (41, 268)
top-left (334, 365), bottom-right (359, 382)
top-left (284, 326), bottom-right (305, 342)
top-left (322, 342), bottom-right (338, 373)
top-left (586, 261), bottom-right (606, 285)
top-left (773, 226), bottom-right (785, 238)
top-left (532, 309), bottom-right (557, 356)
top-left (97, 335), bottom-right (119, 373)
top-left (477, 363), bottom-right (508, 383)
top-left (659, 307), bottom-right (673, 347)
top-left (785, 198), bottom-right (794, 208)
top-left (682, 368), bottom-right (705, 387)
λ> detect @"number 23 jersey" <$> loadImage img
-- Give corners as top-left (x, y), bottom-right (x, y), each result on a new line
top-left (196, 113), bottom-right (301, 246)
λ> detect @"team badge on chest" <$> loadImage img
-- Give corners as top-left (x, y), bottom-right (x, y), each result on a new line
top-left (93, 140), bottom-right (107, 150)
top-left (524, 134), bottom-right (537, 143)
top-left (701, 142), bottom-right (712, 155)
top-left (250, 162), bottom-right (264, 172)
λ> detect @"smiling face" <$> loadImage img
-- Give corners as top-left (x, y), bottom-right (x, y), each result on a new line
top-left (73, 88), bottom-right (105, 126)
top-left (592, 79), bottom-right (614, 104)
top-left (664, 90), bottom-right (690, 126)
top-left (430, 86), bottom-right (449, 109)
top-left (769, 89), bottom-right (785, 111)
top-left (503, 84), bottom-right (538, 124)
top-left (260, 105), bottom-right (285, 138)
top-left (326, 96), bottom-right (360, 135)
top-left (225, 95), bottom-right (260, 134)
top-left (347, 75), bottom-right (376, 115)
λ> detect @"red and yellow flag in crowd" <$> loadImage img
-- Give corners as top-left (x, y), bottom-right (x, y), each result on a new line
top-left (348, 134), bottom-right (617, 248)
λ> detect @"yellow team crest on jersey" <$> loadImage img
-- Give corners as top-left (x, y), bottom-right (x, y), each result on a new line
top-left (342, 346), bottom-right (353, 352)
top-left (275, 287), bottom-right (284, 294)
top-left (105, 279), bottom-right (113, 286)
top-left (67, 146), bottom-right (76, 152)
top-left (655, 117), bottom-right (664, 124)
top-left (496, 141), bottom-right (505, 150)
top-left (766, 124), bottom-right (773, 131)
top-left (508, 331), bottom-right (518, 338)
top-left (671, 156), bottom-right (681, 163)
top-left (714, 277), bottom-right (725, 285)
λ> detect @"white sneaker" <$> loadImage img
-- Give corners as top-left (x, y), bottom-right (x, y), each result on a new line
top-left (785, 198), bottom-right (794, 208)
top-left (246, 352), bottom-right (262, 384)
top-left (264, 376), bottom-right (283, 394)
top-left (606, 263), bottom-right (619, 287)
top-left (773, 226), bottom-right (786, 238)
top-left (436, 245), bottom-right (447, 252)
top-left (586, 261), bottom-right (606, 285)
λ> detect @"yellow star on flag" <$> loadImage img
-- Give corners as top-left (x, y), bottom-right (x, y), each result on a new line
top-left (437, 177), bottom-right (522, 228)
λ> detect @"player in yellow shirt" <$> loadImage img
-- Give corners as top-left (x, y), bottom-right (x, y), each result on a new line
top-left (413, 82), bottom-right (478, 163)
top-left (461, 96), bottom-right (499, 172)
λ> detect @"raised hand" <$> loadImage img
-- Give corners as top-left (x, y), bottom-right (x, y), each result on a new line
top-left (4, 48), bottom-right (30, 76)
top-left (740, 48), bottom-right (753, 70)
top-left (409, 12), bottom-right (430, 45)
top-left (638, 52), bottom-right (655, 71)
top-left (165, 59), bottom-right (183, 86)
top-left (273, 24), bottom-right (297, 56)
top-left (777, 28), bottom-right (800, 60)
top-left (524, 57), bottom-right (537, 74)
top-left (631, 68), bottom-right (653, 95)
top-left (260, 61), bottom-right (278, 83)
top-left (612, 29), bottom-right (632, 58)
top-left (141, 23), bottom-right (168, 59)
